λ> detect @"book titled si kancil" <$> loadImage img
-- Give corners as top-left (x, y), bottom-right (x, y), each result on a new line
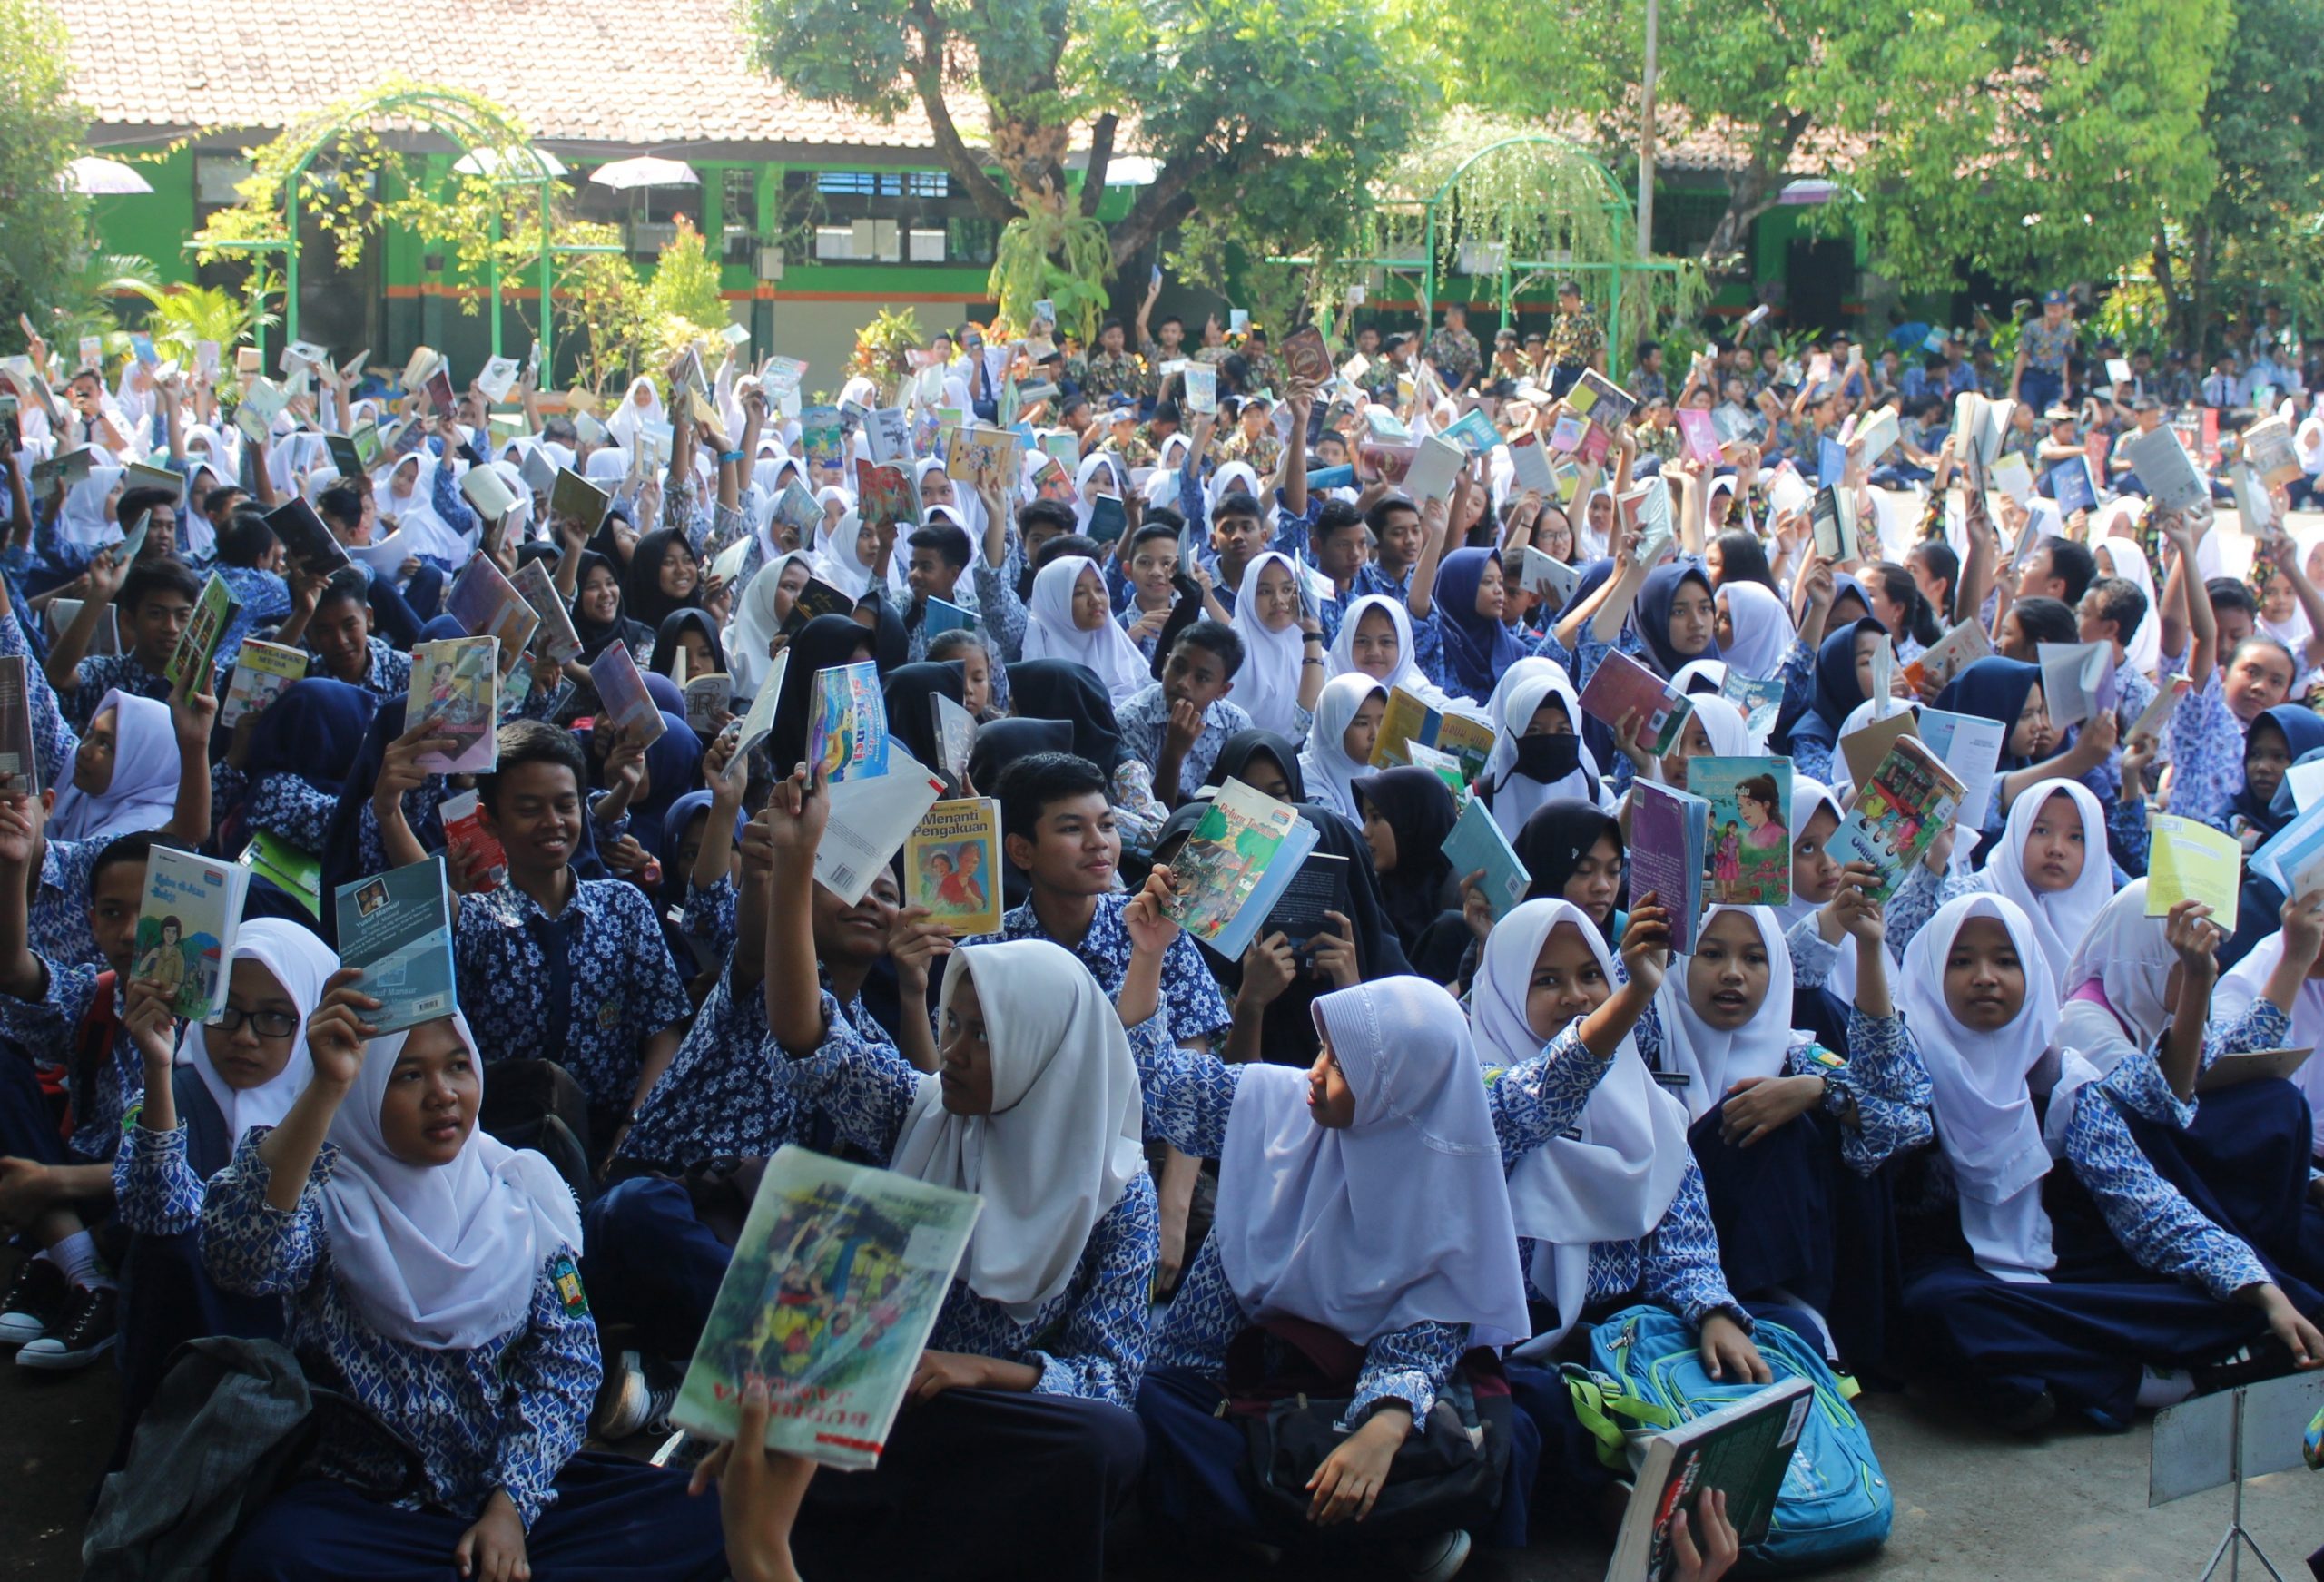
top-left (333, 856), bottom-right (458, 1034)
top-left (671, 1145), bottom-right (980, 1470)
top-left (1163, 779), bottom-right (1321, 962)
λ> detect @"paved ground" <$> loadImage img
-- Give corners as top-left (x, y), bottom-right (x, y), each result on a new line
top-left (10, 1340), bottom-right (2316, 1580)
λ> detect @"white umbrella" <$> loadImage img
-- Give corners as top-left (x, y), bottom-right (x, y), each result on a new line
top-left (64, 156), bottom-right (153, 195)
top-left (452, 146), bottom-right (568, 181)
top-left (588, 155), bottom-right (699, 191)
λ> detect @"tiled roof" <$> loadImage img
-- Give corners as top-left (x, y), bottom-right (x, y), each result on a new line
top-left (1552, 103), bottom-right (1866, 180)
top-left (65, 0), bottom-right (987, 153)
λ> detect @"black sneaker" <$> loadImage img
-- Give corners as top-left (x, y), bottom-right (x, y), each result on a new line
top-left (0, 1257), bottom-right (68, 1348)
top-left (15, 1283), bottom-right (118, 1371)
top-left (594, 1350), bottom-right (683, 1440)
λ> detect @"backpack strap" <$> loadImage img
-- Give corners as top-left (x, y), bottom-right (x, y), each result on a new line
top-left (1557, 1361), bottom-right (1679, 1470)
top-left (63, 969), bottom-right (121, 1145)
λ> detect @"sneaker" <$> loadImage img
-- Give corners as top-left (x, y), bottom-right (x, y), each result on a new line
top-left (1399, 1529), bottom-right (1472, 1582)
top-left (0, 1258), bottom-right (68, 1347)
top-left (15, 1283), bottom-right (118, 1371)
top-left (594, 1349), bottom-right (681, 1440)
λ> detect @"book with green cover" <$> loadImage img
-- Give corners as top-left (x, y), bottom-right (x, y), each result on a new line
top-left (1443, 796), bottom-right (1530, 923)
top-left (1608, 1375), bottom-right (1816, 1581)
top-left (333, 857), bottom-right (458, 1035)
top-left (670, 1145), bottom-right (980, 1470)
top-left (1162, 778), bottom-right (1322, 961)
top-left (164, 573), bottom-right (240, 693)
top-left (239, 830), bottom-right (321, 920)
top-left (1694, 756), bottom-right (1795, 907)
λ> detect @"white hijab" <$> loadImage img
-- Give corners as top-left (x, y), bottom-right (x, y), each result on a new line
top-left (2058, 879), bottom-right (2181, 1072)
top-left (60, 467), bottom-right (124, 551)
top-left (1072, 452), bottom-right (1122, 535)
top-left (606, 376), bottom-right (665, 452)
top-left (2214, 931), bottom-right (2324, 1157)
top-left (2095, 535), bottom-right (2162, 681)
top-left (1717, 579), bottom-right (1796, 679)
top-left (1899, 893), bottom-right (2063, 1282)
top-left (1652, 904), bottom-right (1797, 1123)
top-left (915, 454), bottom-right (985, 552)
top-left (1485, 665), bottom-right (1600, 840)
top-left (1472, 899), bottom-right (1689, 1355)
top-left (1326, 593), bottom-right (1454, 712)
top-left (319, 1014), bottom-right (583, 1350)
top-left (1021, 555), bottom-right (1150, 705)
top-left (374, 454), bottom-right (467, 563)
top-left (179, 919), bottom-right (337, 1143)
top-left (726, 551), bottom-right (807, 701)
top-left (50, 690), bottom-right (180, 843)
top-left (1773, 775), bottom-right (1860, 1004)
top-left (1227, 551), bottom-right (1307, 740)
top-left (1971, 778), bottom-right (2111, 996)
top-left (889, 942), bottom-right (1146, 1322)
top-left (1299, 673), bottom-right (1383, 820)
top-left (1213, 978), bottom-right (1531, 1351)
top-left (813, 509), bottom-right (877, 600)
top-left (1208, 459), bottom-right (1261, 515)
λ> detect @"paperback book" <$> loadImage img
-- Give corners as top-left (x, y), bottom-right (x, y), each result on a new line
top-left (684, 675), bottom-right (732, 737)
top-left (164, 574), bottom-right (241, 693)
top-left (945, 427), bottom-right (1021, 496)
top-left (1694, 757), bottom-right (1795, 906)
top-left (133, 847), bottom-right (249, 1023)
top-left (855, 458), bottom-right (921, 532)
top-left (444, 555), bottom-right (541, 659)
top-left (1519, 546), bottom-right (1581, 606)
top-left (409, 637), bottom-right (502, 774)
top-left (669, 1145), bottom-right (981, 1471)
top-left (1256, 850), bottom-right (1354, 955)
top-left (2144, 815), bottom-right (2241, 933)
top-left (903, 798), bottom-right (1002, 936)
top-left (1901, 620), bottom-right (1994, 694)
top-left (589, 643), bottom-right (667, 748)
top-left (1720, 670), bottom-right (1786, 740)
top-left (1629, 781), bottom-right (1709, 954)
top-left (1366, 686), bottom-right (1494, 783)
top-left (1913, 709), bottom-right (2006, 841)
top-left (439, 790), bottom-right (507, 894)
top-left (1578, 650), bottom-right (1695, 758)
top-left (46, 600), bottom-right (119, 658)
top-left (332, 857), bottom-right (458, 1034)
top-left (931, 693), bottom-right (978, 792)
top-left (510, 558), bottom-right (582, 663)
top-left (1606, 1376), bottom-right (1816, 1582)
top-left (806, 661), bottom-right (891, 784)
top-left (1827, 737), bottom-right (1966, 903)
top-left (548, 467), bottom-right (612, 536)
top-left (0, 656), bottom-right (36, 796)
top-left (219, 639), bottom-right (310, 729)
top-left (2034, 640), bottom-right (2118, 729)
top-left (818, 752), bottom-right (946, 907)
top-left (1443, 796), bottom-right (1531, 923)
top-left (1162, 778), bottom-right (1322, 961)
top-left (238, 830), bottom-right (320, 920)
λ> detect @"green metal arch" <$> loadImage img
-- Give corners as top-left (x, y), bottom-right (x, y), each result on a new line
top-left (1421, 133), bottom-right (1630, 217)
top-left (200, 83), bottom-right (576, 366)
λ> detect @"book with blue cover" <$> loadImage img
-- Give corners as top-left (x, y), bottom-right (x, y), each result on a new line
top-left (1443, 795), bottom-right (1531, 923)
top-left (806, 660), bottom-right (891, 785)
top-left (333, 856), bottom-right (458, 1034)
top-left (926, 597), bottom-right (978, 638)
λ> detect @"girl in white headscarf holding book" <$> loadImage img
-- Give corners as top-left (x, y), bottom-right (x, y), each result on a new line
top-left (202, 997), bottom-right (726, 1580)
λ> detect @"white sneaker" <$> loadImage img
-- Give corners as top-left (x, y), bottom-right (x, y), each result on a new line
top-left (1400, 1528), bottom-right (1472, 1582)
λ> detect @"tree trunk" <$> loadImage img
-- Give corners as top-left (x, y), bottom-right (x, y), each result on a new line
top-left (2152, 226), bottom-right (2183, 357)
top-left (2189, 218), bottom-right (2215, 359)
top-left (1697, 111), bottom-right (1811, 278)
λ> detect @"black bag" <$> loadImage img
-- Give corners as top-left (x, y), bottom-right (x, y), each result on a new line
top-left (1226, 1317), bottom-right (1512, 1548)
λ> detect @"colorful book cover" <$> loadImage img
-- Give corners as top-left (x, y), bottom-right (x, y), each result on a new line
top-left (1629, 781), bottom-right (1709, 954)
top-left (439, 790), bottom-right (507, 894)
top-left (2144, 814), bottom-right (2241, 934)
top-left (1439, 408), bottom-right (1502, 457)
top-left (332, 857), bottom-right (458, 1035)
top-left (943, 427), bottom-right (1020, 496)
top-left (588, 642), bottom-right (667, 748)
top-left (1278, 325), bottom-right (1332, 387)
top-left (806, 660), bottom-right (891, 784)
top-left (1407, 742), bottom-right (1467, 801)
top-left (1368, 686), bottom-right (1436, 770)
top-left (1913, 708), bottom-right (2006, 838)
top-left (1693, 756), bottom-right (1794, 906)
top-left (409, 637), bottom-right (501, 774)
top-left (1901, 618), bottom-right (1993, 693)
top-left (163, 573), bottom-right (239, 694)
top-left (509, 558), bottom-right (582, 663)
top-left (1676, 408), bottom-right (1724, 467)
top-left (931, 693), bottom-right (978, 792)
top-left (855, 457), bottom-right (921, 532)
top-left (669, 1145), bottom-right (981, 1470)
top-left (1162, 778), bottom-right (1321, 961)
top-left (1720, 670), bottom-right (1785, 740)
top-left (1827, 737), bottom-right (1965, 903)
top-left (904, 798), bottom-right (1002, 936)
top-left (799, 406), bottom-right (845, 471)
top-left (1608, 1375), bottom-right (1815, 1582)
top-left (1578, 649), bottom-right (1694, 758)
top-left (238, 830), bottom-right (320, 920)
top-left (133, 846), bottom-right (249, 1023)
top-left (773, 481), bottom-right (822, 544)
top-left (1182, 363), bottom-right (1218, 415)
top-left (445, 556), bottom-right (540, 660)
top-left (219, 639), bottom-right (310, 729)
top-left (0, 655), bottom-right (39, 796)
top-left (1443, 795), bottom-right (1531, 923)
top-left (1433, 712), bottom-right (1496, 785)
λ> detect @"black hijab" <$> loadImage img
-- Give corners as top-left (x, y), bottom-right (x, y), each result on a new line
top-left (624, 527), bottom-right (701, 631)
top-left (881, 661), bottom-right (968, 772)
top-left (859, 586), bottom-right (910, 675)
top-left (1007, 658), bottom-right (1130, 773)
top-left (572, 549), bottom-right (652, 663)
top-left (1514, 798), bottom-right (1625, 934)
top-left (1349, 765), bottom-right (1458, 955)
top-left (648, 608), bottom-right (730, 683)
top-left (766, 614), bottom-right (877, 776)
top-left (968, 717), bottom-right (1074, 793)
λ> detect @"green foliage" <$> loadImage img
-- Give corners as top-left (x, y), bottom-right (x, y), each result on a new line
top-left (643, 216), bottom-right (730, 349)
top-left (846, 307), bottom-right (926, 402)
top-left (0, 0), bottom-right (91, 348)
top-left (990, 210), bottom-right (1110, 341)
top-left (114, 277), bottom-right (281, 359)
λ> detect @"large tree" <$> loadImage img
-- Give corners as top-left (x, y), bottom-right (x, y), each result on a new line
top-left (0, 0), bottom-right (89, 345)
top-left (740, 0), bottom-right (1423, 330)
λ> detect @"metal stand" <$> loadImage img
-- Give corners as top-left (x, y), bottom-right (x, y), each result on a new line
top-left (2191, 1390), bottom-right (2287, 1582)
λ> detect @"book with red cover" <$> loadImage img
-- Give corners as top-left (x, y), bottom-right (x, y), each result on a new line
top-left (1578, 649), bottom-right (1695, 758)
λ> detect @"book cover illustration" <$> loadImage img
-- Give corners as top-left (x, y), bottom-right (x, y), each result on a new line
top-left (670, 1146), bottom-right (981, 1471)
top-left (1608, 1375), bottom-right (1816, 1582)
top-left (510, 558), bottom-right (583, 663)
top-left (1278, 325), bottom-right (1332, 387)
top-left (1693, 757), bottom-right (1794, 906)
top-left (799, 406), bottom-right (846, 471)
top-left (944, 427), bottom-right (1019, 496)
top-left (1579, 650), bottom-right (1695, 759)
top-left (219, 639), bottom-right (310, 729)
top-left (1901, 619), bottom-right (1993, 693)
top-left (440, 790), bottom-right (507, 894)
top-left (588, 642), bottom-right (669, 748)
top-left (1828, 738), bottom-right (1965, 903)
top-left (134, 846), bottom-right (248, 1022)
top-left (1719, 670), bottom-right (1786, 740)
top-left (165, 573), bottom-right (240, 693)
top-left (409, 637), bottom-right (501, 774)
top-left (806, 661), bottom-right (891, 785)
top-left (1161, 778), bottom-right (1320, 961)
top-left (903, 798), bottom-right (1001, 937)
top-left (855, 457), bottom-right (921, 533)
top-left (444, 556), bottom-right (541, 661)
top-left (333, 857), bottom-right (458, 1035)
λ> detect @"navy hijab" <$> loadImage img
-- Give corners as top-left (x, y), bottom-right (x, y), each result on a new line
top-left (1934, 655), bottom-right (2043, 769)
top-left (1782, 615), bottom-right (1888, 756)
top-left (626, 710), bottom-right (704, 856)
top-left (2234, 704), bottom-right (2324, 837)
top-left (1433, 546), bottom-right (1527, 703)
top-left (1634, 561), bottom-right (1721, 680)
top-left (246, 679), bottom-right (375, 797)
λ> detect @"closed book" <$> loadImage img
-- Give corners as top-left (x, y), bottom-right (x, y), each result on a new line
top-left (1629, 781), bottom-right (1708, 954)
top-left (806, 661), bottom-right (891, 785)
top-left (409, 637), bottom-right (502, 774)
top-left (684, 674), bottom-right (732, 736)
top-left (510, 558), bottom-right (582, 663)
top-left (1607, 1375), bottom-right (1816, 1582)
top-left (903, 798), bottom-right (1002, 937)
top-left (439, 790), bottom-right (507, 894)
top-left (931, 693), bottom-right (978, 792)
top-left (818, 752), bottom-right (945, 907)
top-left (1257, 849), bottom-right (1353, 952)
top-left (445, 555), bottom-right (541, 658)
top-left (164, 573), bottom-right (241, 693)
top-left (1828, 737), bottom-right (1965, 902)
top-left (1694, 756), bottom-right (1794, 906)
top-left (219, 639), bottom-right (310, 728)
top-left (134, 846), bottom-right (251, 1023)
top-left (263, 496), bottom-right (351, 575)
top-left (1443, 797), bottom-right (1530, 923)
top-left (548, 467), bottom-right (612, 535)
top-left (1163, 778), bottom-right (1322, 961)
top-left (588, 642), bottom-right (667, 748)
top-left (333, 857), bottom-right (458, 1035)
top-left (0, 655), bottom-right (38, 796)
top-left (1579, 650), bottom-right (1695, 758)
top-left (926, 597), bottom-right (977, 638)
top-left (238, 830), bottom-right (320, 920)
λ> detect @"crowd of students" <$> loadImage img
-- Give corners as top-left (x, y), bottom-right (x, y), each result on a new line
top-left (0, 290), bottom-right (2320, 1581)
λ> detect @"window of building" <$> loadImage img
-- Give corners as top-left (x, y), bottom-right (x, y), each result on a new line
top-left (786, 168), bottom-right (990, 266)
top-left (722, 169), bottom-right (760, 266)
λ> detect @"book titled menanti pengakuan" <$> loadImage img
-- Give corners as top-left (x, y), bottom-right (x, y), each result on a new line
top-left (333, 856), bottom-right (458, 1034)
top-left (671, 1145), bottom-right (980, 1471)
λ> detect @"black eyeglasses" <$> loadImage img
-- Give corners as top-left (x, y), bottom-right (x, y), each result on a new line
top-left (212, 1007), bottom-right (300, 1037)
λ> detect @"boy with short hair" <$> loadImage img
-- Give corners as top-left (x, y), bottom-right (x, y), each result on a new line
top-left (901, 517), bottom-right (1010, 708)
top-left (1119, 523), bottom-right (1181, 657)
top-left (276, 565), bottom-right (412, 703)
top-left (1114, 620), bottom-right (1250, 805)
top-left (44, 556), bottom-right (202, 732)
top-left (372, 717), bottom-right (689, 1160)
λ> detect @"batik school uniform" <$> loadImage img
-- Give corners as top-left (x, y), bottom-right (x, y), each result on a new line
top-left (1635, 905), bottom-right (1932, 1369)
top-left (453, 876), bottom-right (694, 1147)
top-left (1775, 616), bottom-right (1890, 792)
top-left (0, 608), bottom-right (91, 791)
top-left (1777, 776), bottom-right (1935, 1057)
top-left (1898, 778), bottom-right (2122, 997)
top-left (1131, 978), bottom-right (1536, 1557)
top-left (203, 1022), bottom-right (725, 1582)
top-left (0, 962), bottom-right (143, 1167)
top-left (776, 942), bottom-right (1157, 1582)
top-left (1893, 895), bottom-right (2296, 1429)
top-left (964, 893), bottom-right (1232, 1052)
top-left (1465, 902), bottom-right (1822, 1521)
top-left (104, 920), bottom-right (331, 1450)
top-left (61, 651), bottom-right (172, 734)
top-left (2168, 667), bottom-right (2254, 833)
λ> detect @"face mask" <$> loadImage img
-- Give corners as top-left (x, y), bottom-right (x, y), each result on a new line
top-left (1514, 732), bottom-right (1582, 783)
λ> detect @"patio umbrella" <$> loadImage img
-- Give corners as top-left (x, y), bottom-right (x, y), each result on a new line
top-left (588, 156), bottom-right (699, 191)
top-left (64, 156), bottom-right (153, 195)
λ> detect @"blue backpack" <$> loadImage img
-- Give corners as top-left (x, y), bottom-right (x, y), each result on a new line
top-left (1561, 1304), bottom-right (1893, 1575)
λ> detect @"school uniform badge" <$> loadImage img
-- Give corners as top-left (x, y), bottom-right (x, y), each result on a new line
top-left (550, 1252), bottom-right (589, 1316)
